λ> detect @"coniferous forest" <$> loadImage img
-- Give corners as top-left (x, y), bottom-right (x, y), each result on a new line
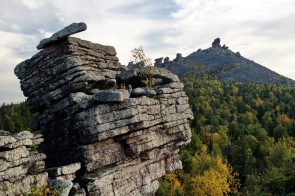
top-left (0, 102), bottom-right (33, 133)
top-left (1, 77), bottom-right (295, 195)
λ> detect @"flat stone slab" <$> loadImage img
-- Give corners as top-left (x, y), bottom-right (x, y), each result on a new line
top-left (47, 162), bottom-right (81, 176)
top-left (95, 90), bottom-right (130, 102)
top-left (37, 22), bottom-right (87, 49)
top-left (0, 135), bottom-right (16, 147)
top-left (131, 87), bottom-right (156, 97)
top-left (15, 131), bottom-right (33, 140)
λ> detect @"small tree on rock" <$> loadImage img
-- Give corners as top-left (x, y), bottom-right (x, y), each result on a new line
top-left (130, 46), bottom-right (152, 67)
top-left (130, 46), bottom-right (154, 88)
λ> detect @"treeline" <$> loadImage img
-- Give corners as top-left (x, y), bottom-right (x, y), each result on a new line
top-left (157, 77), bottom-right (295, 195)
top-left (0, 102), bottom-right (34, 133)
top-left (1, 78), bottom-right (295, 194)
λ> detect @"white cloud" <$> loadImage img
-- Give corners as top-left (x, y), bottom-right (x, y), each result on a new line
top-left (44, 0), bottom-right (175, 64)
top-left (164, 0), bottom-right (295, 78)
top-left (0, 0), bottom-right (176, 103)
top-left (0, 30), bottom-right (37, 103)
top-left (21, 0), bottom-right (46, 10)
top-left (0, 0), bottom-right (295, 104)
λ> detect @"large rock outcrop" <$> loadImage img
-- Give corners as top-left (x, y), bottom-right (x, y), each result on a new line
top-left (0, 130), bottom-right (47, 195)
top-left (14, 23), bottom-right (193, 195)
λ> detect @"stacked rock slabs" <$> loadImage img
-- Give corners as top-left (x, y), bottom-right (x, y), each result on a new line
top-left (0, 131), bottom-right (47, 195)
top-left (14, 23), bottom-right (193, 195)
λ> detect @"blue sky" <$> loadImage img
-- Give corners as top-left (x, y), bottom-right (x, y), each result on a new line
top-left (1, 0), bottom-right (295, 103)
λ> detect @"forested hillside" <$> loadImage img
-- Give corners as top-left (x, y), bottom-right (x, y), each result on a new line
top-left (2, 76), bottom-right (295, 195)
top-left (0, 102), bottom-right (33, 133)
top-left (157, 76), bottom-right (295, 195)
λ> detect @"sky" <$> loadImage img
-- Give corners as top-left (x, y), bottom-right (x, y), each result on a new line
top-left (1, 0), bottom-right (295, 103)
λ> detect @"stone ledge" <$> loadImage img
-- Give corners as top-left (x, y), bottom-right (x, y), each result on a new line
top-left (37, 22), bottom-right (87, 50)
top-left (47, 163), bottom-right (81, 177)
top-left (95, 89), bottom-right (130, 102)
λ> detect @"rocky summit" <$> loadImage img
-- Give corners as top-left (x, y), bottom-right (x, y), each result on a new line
top-left (155, 38), bottom-right (295, 86)
top-left (12, 23), bottom-right (193, 195)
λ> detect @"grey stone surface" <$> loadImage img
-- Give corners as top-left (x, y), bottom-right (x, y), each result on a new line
top-left (154, 57), bottom-right (163, 66)
top-left (32, 134), bottom-right (44, 145)
top-left (47, 162), bottom-right (81, 177)
top-left (118, 66), bottom-right (179, 88)
top-left (131, 87), bottom-right (146, 96)
top-left (37, 22), bottom-right (87, 49)
top-left (6, 138), bottom-right (32, 148)
top-left (95, 89), bottom-right (130, 102)
top-left (15, 131), bottom-right (33, 140)
top-left (0, 130), bottom-right (11, 136)
top-left (70, 182), bottom-right (86, 196)
top-left (0, 146), bottom-right (30, 162)
top-left (0, 173), bottom-right (48, 196)
top-left (0, 135), bottom-right (16, 147)
top-left (0, 131), bottom-right (47, 195)
top-left (49, 179), bottom-right (73, 196)
top-left (145, 89), bottom-right (157, 97)
top-left (131, 87), bottom-right (156, 97)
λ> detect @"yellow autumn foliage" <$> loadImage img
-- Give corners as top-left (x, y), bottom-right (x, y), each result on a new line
top-left (189, 145), bottom-right (240, 196)
top-left (190, 158), bottom-right (237, 195)
top-left (24, 178), bottom-right (61, 196)
top-left (165, 173), bottom-right (184, 194)
top-left (157, 145), bottom-right (240, 196)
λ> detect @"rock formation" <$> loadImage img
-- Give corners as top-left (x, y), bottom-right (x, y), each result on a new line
top-left (0, 130), bottom-right (47, 195)
top-left (212, 38), bottom-right (221, 48)
top-left (37, 22), bottom-right (87, 50)
top-left (155, 38), bottom-right (295, 86)
top-left (13, 23), bottom-right (193, 195)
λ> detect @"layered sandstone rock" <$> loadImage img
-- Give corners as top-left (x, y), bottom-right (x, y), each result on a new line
top-left (14, 23), bottom-right (193, 195)
top-left (0, 130), bottom-right (47, 195)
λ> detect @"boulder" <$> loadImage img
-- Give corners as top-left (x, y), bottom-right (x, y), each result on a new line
top-left (94, 90), bottom-right (130, 102)
top-left (37, 22), bottom-right (87, 49)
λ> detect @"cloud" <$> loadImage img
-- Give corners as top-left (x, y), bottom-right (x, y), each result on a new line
top-left (163, 0), bottom-right (295, 78)
top-left (0, 30), bottom-right (37, 104)
top-left (1, 0), bottom-right (295, 104)
top-left (21, 0), bottom-right (47, 10)
top-left (40, 0), bottom-right (178, 64)
top-left (0, 0), bottom-right (63, 35)
top-left (0, 0), bottom-right (177, 103)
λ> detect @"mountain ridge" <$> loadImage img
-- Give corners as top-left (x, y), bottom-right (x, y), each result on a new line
top-left (154, 38), bottom-right (295, 86)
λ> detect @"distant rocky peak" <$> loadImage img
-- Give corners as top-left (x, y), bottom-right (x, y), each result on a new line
top-left (154, 37), bottom-right (295, 86)
top-left (154, 53), bottom-right (184, 67)
top-left (212, 38), bottom-right (221, 48)
top-left (175, 53), bottom-right (183, 62)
